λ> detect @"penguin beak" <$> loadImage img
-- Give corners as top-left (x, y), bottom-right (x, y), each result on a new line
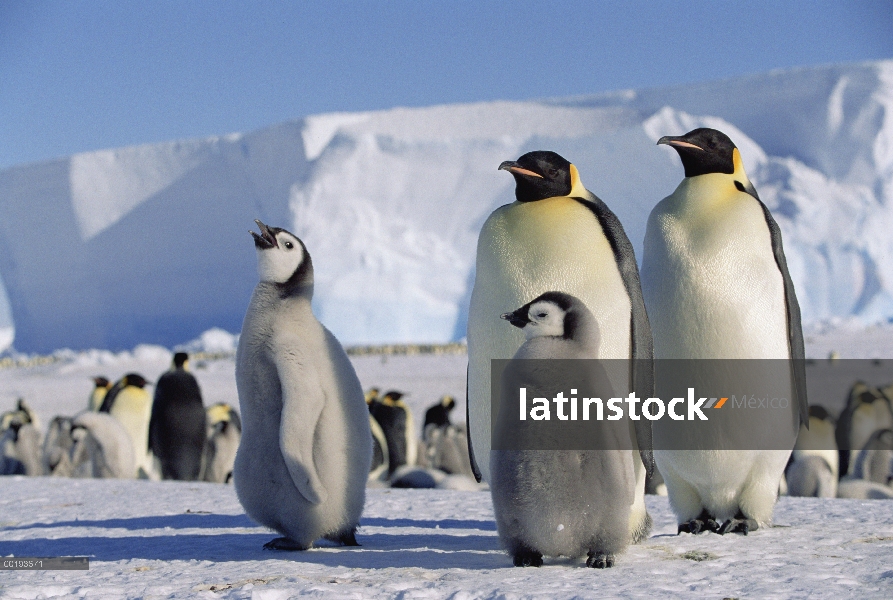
top-left (250, 219), bottom-right (279, 249)
top-left (498, 161), bottom-right (543, 178)
top-left (500, 311), bottom-right (530, 329)
top-left (657, 136), bottom-right (704, 151)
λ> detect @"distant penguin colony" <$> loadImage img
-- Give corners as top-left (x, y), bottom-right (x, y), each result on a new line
top-left (467, 150), bottom-right (655, 546)
top-left (149, 352), bottom-right (207, 481)
top-left (233, 220), bottom-right (372, 550)
top-left (491, 292), bottom-right (639, 568)
top-left (641, 128), bottom-right (808, 534)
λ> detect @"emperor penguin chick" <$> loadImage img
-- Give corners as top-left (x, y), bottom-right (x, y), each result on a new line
top-left (103, 374), bottom-right (154, 478)
top-left (642, 128), bottom-right (808, 534)
top-left (787, 406), bottom-right (838, 498)
top-left (234, 220), bottom-right (372, 550)
top-left (490, 292), bottom-right (638, 568)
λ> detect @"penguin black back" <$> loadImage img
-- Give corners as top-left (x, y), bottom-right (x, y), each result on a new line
top-left (498, 151), bottom-right (573, 203)
top-left (149, 356), bottom-right (207, 480)
top-left (370, 391), bottom-right (410, 475)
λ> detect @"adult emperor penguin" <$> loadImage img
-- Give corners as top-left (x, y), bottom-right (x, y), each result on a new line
top-left (234, 220), bottom-right (371, 550)
top-left (641, 127), bottom-right (808, 534)
top-left (370, 390), bottom-right (417, 476)
top-left (149, 352), bottom-right (207, 480)
top-left (467, 150), bottom-right (654, 543)
top-left (89, 377), bottom-right (112, 411)
top-left (491, 292), bottom-right (639, 568)
top-left (103, 373), bottom-right (155, 478)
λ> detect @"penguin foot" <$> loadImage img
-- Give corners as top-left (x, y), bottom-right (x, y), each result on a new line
top-left (717, 517), bottom-right (758, 535)
top-left (512, 548), bottom-right (543, 567)
top-left (263, 537), bottom-right (309, 551)
top-left (678, 511), bottom-right (720, 535)
top-left (586, 551), bottom-right (615, 569)
top-left (326, 529), bottom-right (361, 547)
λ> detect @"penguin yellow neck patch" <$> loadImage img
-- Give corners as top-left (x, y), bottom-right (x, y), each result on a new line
top-left (568, 164), bottom-right (594, 200)
top-left (732, 148), bottom-right (754, 184)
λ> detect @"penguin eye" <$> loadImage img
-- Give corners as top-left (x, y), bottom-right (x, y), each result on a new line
top-left (284, 241), bottom-right (294, 249)
top-left (537, 312), bottom-right (548, 318)
top-left (547, 169), bottom-right (558, 178)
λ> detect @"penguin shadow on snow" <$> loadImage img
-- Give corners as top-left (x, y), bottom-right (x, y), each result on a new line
top-left (0, 523), bottom-right (503, 569)
top-left (1, 512), bottom-right (256, 532)
top-left (359, 517), bottom-right (497, 531)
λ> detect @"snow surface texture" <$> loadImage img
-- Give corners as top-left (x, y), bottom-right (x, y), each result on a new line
top-left (1, 335), bottom-right (893, 597)
top-left (1, 60), bottom-right (893, 353)
top-left (1, 478), bottom-right (892, 599)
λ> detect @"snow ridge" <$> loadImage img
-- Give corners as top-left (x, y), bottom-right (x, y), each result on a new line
top-left (0, 60), bottom-right (892, 353)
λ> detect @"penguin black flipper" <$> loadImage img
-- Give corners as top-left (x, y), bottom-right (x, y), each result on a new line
top-left (572, 196), bottom-right (654, 476)
top-left (747, 192), bottom-right (809, 430)
top-left (465, 366), bottom-right (482, 482)
top-left (98, 381), bottom-right (125, 413)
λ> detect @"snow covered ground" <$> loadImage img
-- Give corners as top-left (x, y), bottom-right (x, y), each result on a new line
top-left (1, 478), bottom-right (892, 599)
top-left (1, 330), bottom-right (893, 597)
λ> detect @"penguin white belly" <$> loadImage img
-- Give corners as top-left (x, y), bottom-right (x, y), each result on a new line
top-left (109, 391), bottom-right (152, 477)
top-left (644, 177), bottom-right (795, 525)
top-left (643, 181), bottom-right (789, 360)
top-left (234, 300), bottom-right (370, 547)
top-left (468, 197), bottom-right (631, 484)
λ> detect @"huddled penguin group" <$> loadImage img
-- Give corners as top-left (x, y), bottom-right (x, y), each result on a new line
top-left (6, 353), bottom-right (241, 483)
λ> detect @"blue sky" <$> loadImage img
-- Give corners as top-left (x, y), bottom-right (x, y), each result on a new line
top-left (1, 0), bottom-right (891, 170)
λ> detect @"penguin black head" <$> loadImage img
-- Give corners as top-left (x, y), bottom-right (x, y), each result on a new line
top-left (501, 291), bottom-right (580, 340)
top-left (499, 151), bottom-right (577, 203)
top-left (173, 352), bottom-right (189, 369)
top-left (123, 373), bottom-right (149, 389)
top-left (249, 219), bottom-right (314, 297)
top-left (657, 128), bottom-right (737, 177)
top-left (383, 391), bottom-right (404, 405)
top-left (658, 128), bottom-right (759, 199)
top-left (92, 376), bottom-right (110, 388)
top-left (365, 388), bottom-right (381, 404)
top-left (808, 405), bottom-right (834, 423)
